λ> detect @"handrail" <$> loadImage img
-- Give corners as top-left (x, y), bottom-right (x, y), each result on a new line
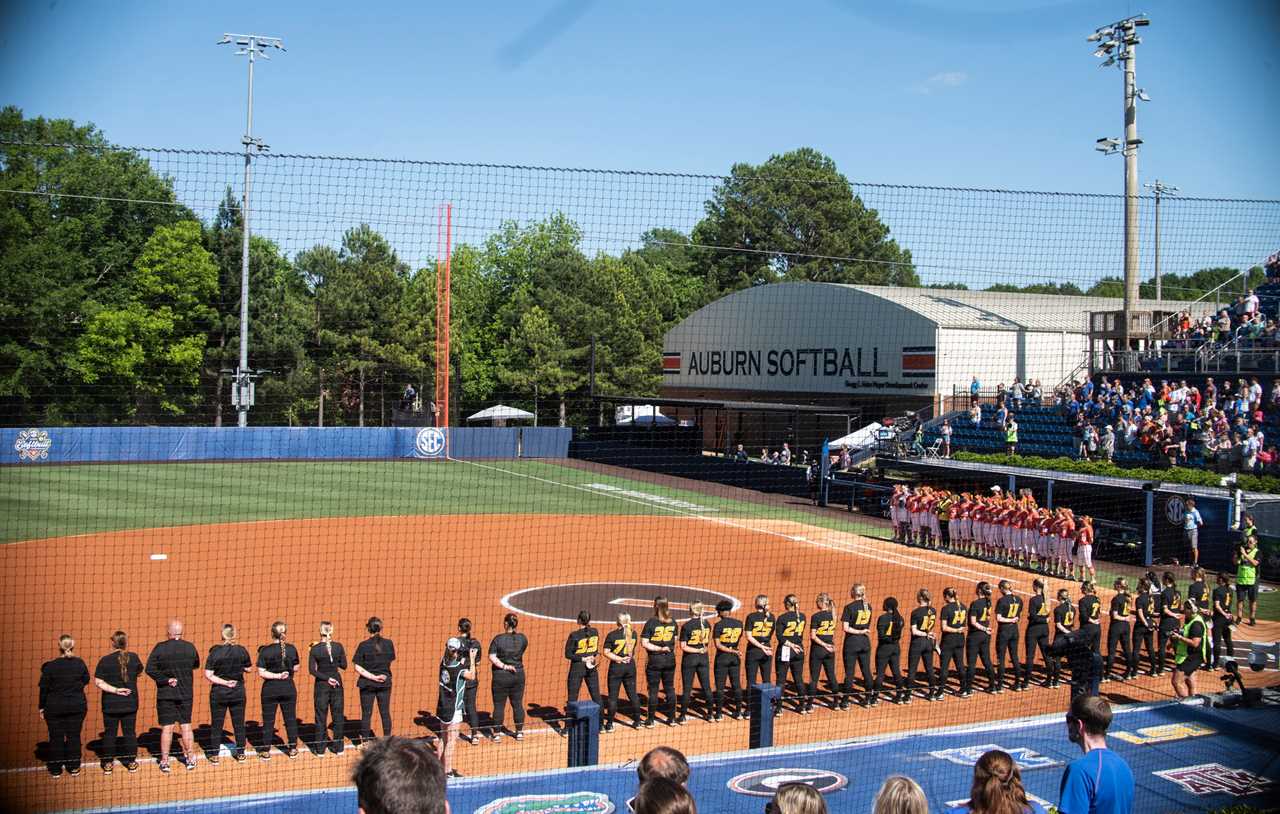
top-left (1145, 269), bottom-right (1248, 345)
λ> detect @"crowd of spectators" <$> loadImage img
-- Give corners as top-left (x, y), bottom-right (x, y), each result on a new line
top-left (1147, 288), bottom-right (1278, 364)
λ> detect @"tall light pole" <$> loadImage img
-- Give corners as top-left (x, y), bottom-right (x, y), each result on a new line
top-left (1090, 14), bottom-right (1150, 358)
top-left (218, 33), bottom-right (285, 427)
top-left (1143, 179), bottom-right (1179, 300)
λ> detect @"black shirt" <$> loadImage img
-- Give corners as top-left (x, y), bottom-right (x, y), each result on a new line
top-left (745, 611), bottom-right (775, 652)
top-left (1053, 602), bottom-right (1076, 635)
top-left (39, 656), bottom-right (89, 715)
top-left (488, 632), bottom-right (527, 672)
top-left (1026, 595), bottom-right (1050, 631)
top-left (1188, 581), bottom-right (1210, 610)
top-left (713, 618), bottom-right (743, 657)
top-left (811, 609), bottom-right (836, 646)
top-left (146, 639), bottom-right (200, 701)
top-left (603, 628), bottom-right (637, 667)
top-left (968, 598), bottom-right (992, 635)
top-left (841, 600), bottom-right (873, 636)
top-left (876, 612), bottom-right (903, 646)
top-left (354, 636), bottom-right (397, 689)
top-left (565, 627), bottom-right (600, 664)
top-left (459, 636), bottom-right (480, 688)
top-left (206, 643), bottom-right (252, 703)
top-left (775, 611), bottom-right (806, 653)
top-left (642, 618), bottom-right (678, 666)
top-left (1211, 585), bottom-right (1232, 622)
top-left (679, 618), bottom-right (711, 657)
top-left (308, 641), bottom-right (348, 685)
top-left (1079, 595), bottom-right (1102, 628)
top-left (94, 652), bottom-right (143, 715)
top-left (1110, 594), bottom-right (1132, 623)
top-left (909, 606), bottom-right (937, 640)
top-left (1159, 588), bottom-right (1181, 631)
top-left (1134, 593), bottom-right (1153, 630)
top-left (995, 594), bottom-right (1023, 628)
top-left (941, 601), bottom-right (967, 639)
top-left (256, 643), bottom-right (300, 698)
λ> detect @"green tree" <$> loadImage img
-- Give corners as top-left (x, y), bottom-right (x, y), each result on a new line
top-left (69, 220), bottom-right (217, 420)
top-left (498, 306), bottom-right (583, 425)
top-left (986, 282), bottom-right (1085, 296)
top-left (689, 148), bottom-right (916, 299)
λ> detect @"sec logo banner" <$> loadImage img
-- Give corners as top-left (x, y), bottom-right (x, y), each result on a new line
top-left (1166, 496), bottom-right (1186, 526)
top-left (415, 427), bottom-right (446, 458)
top-left (728, 768), bottom-right (848, 797)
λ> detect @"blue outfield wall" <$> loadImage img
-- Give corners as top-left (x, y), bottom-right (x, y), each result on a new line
top-left (75, 700), bottom-right (1280, 814)
top-left (2, 426), bottom-right (571, 464)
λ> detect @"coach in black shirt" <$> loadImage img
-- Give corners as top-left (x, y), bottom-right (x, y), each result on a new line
top-left (205, 624), bottom-right (252, 762)
top-left (354, 617), bottom-right (396, 744)
top-left (145, 619), bottom-right (200, 773)
top-left (309, 621), bottom-right (347, 755)
top-left (39, 635), bottom-right (89, 777)
top-left (93, 631), bottom-right (143, 773)
top-left (488, 614), bottom-right (527, 740)
top-left (257, 621), bottom-right (301, 759)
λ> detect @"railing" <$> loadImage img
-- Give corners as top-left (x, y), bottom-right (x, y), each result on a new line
top-left (1144, 269), bottom-right (1249, 345)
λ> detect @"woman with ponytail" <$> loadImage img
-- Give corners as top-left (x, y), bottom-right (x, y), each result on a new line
top-left (256, 621), bottom-right (300, 759)
top-left (487, 613), bottom-right (528, 741)
top-left (945, 749), bottom-right (1046, 814)
top-left (354, 616), bottom-right (395, 744)
top-left (204, 624), bottom-right (251, 763)
top-left (93, 631), bottom-right (143, 773)
top-left (39, 635), bottom-right (90, 777)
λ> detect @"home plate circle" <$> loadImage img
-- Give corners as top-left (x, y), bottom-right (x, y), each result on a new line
top-left (502, 582), bottom-right (741, 624)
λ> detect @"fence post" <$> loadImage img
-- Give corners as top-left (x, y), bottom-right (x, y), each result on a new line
top-left (748, 683), bottom-right (781, 749)
top-left (1046, 479), bottom-right (1054, 510)
top-left (566, 700), bottom-right (600, 768)
top-left (1143, 486), bottom-right (1155, 567)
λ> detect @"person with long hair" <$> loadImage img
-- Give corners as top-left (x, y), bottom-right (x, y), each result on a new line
top-left (641, 596), bottom-right (678, 727)
top-left (1169, 599), bottom-right (1208, 699)
top-left (769, 781), bottom-right (829, 814)
top-left (1051, 588), bottom-right (1077, 689)
top-left (677, 601), bottom-right (712, 723)
top-left (807, 593), bottom-right (839, 711)
top-left (39, 634), bottom-right (89, 777)
top-left (992, 580), bottom-right (1023, 693)
top-left (256, 620), bottom-right (301, 759)
top-left (1021, 580), bottom-right (1052, 690)
top-left (871, 596), bottom-right (904, 706)
top-left (774, 594), bottom-right (808, 714)
top-left (840, 583), bottom-right (874, 708)
top-left (872, 775), bottom-right (928, 814)
top-left (1077, 582), bottom-right (1102, 656)
top-left (145, 619), bottom-right (200, 773)
top-left (308, 621), bottom-right (348, 755)
top-left (456, 618), bottom-right (483, 744)
top-left (962, 582), bottom-right (995, 697)
top-left (488, 613), bottom-right (527, 740)
top-left (354, 616), bottom-right (396, 744)
top-left (436, 637), bottom-right (470, 777)
top-left (1210, 572), bottom-right (1235, 668)
top-left (711, 601), bottom-right (743, 720)
top-left (1132, 578), bottom-right (1156, 676)
top-left (905, 589), bottom-right (939, 703)
top-left (945, 749), bottom-right (1047, 814)
top-left (204, 624), bottom-right (251, 763)
top-left (93, 630), bottom-right (143, 774)
top-left (744, 594), bottom-right (775, 689)
top-left (937, 587), bottom-right (967, 699)
top-left (604, 612), bottom-right (642, 731)
top-left (1104, 579), bottom-right (1134, 682)
top-left (633, 776), bottom-right (697, 814)
top-left (565, 610), bottom-right (602, 711)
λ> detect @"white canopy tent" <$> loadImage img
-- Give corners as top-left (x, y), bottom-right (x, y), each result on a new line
top-left (467, 404), bottom-right (536, 426)
top-left (615, 404), bottom-right (677, 426)
top-left (828, 422), bottom-right (883, 450)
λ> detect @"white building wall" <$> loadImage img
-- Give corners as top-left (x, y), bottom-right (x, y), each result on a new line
top-left (936, 328), bottom-right (1088, 397)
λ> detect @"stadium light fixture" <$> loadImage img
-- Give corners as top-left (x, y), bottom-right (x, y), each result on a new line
top-left (1136, 88), bottom-right (1151, 101)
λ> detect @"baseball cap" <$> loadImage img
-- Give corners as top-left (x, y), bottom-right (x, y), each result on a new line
top-left (446, 637), bottom-right (463, 651)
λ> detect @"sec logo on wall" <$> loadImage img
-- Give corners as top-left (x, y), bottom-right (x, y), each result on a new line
top-left (728, 768), bottom-right (848, 797)
top-left (415, 427), bottom-right (446, 458)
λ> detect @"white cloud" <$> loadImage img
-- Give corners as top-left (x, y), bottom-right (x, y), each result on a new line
top-left (912, 71), bottom-right (970, 94)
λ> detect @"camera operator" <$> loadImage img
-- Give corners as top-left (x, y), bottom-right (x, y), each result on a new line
top-left (1049, 627), bottom-right (1102, 699)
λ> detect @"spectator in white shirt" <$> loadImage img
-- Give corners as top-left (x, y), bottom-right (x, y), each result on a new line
top-left (1244, 289), bottom-right (1260, 316)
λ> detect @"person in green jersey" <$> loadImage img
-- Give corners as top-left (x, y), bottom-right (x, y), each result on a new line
top-left (1235, 533), bottom-right (1260, 626)
top-left (1169, 600), bottom-right (1208, 699)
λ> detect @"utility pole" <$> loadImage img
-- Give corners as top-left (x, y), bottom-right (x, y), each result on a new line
top-left (1090, 14), bottom-right (1150, 362)
top-left (219, 33), bottom-right (285, 426)
top-left (1143, 179), bottom-right (1179, 300)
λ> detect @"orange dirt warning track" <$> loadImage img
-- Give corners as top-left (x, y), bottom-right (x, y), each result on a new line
top-left (0, 513), bottom-right (1211, 812)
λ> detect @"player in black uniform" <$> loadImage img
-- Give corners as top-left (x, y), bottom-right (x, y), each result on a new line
top-left (711, 600), bottom-right (744, 720)
top-left (256, 621), bottom-right (301, 760)
top-left (871, 596), bottom-right (904, 705)
top-left (39, 635), bottom-right (89, 777)
top-left (1210, 572), bottom-right (1235, 668)
top-left (1020, 579), bottom-right (1052, 690)
top-left (677, 601), bottom-right (713, 723)
top-left (1156, 572), bottom-right (1181, 675)
top-left (308, 621), bottom-right (347, 756)
top-left (354, 617), bottom-right (396, 743)
top-left (937, 587), bottom-right (967, 698)
top-left (840, 584), bottom-right (873, 709)
top-left (1186, 568), bottom-right (1212, 672)
top-left (993, 580), bottom-right (1023, 693)
top-left (905, 589), bottom-right (940, 703)
top-left (808, 593), bottom-right (839, 711)
top-left (437, 637), bottom-right (470, 778)
top-left (1050, 588), bottom-right (1076, 688)
top-left (774, 594), bottom-right (808, 714)
top-left (603, 613), bottom-right (640, 732)
top-left (744, 594), bottom-right (775, 687)
top-left (1104, 578), bottom-right (1134, 681)
top-left (205, 624), bottom-right (252, 763)
top-left (93, 631), bottom-right (143, 773)
top-left (641, 597), bottom-right (678, 727)
top-left (962, 582), bottom-right (995, 697)
top-left (1133, 577), bottom-right (1157, 676)
top-left (565, 611), bottom-right (602, 709)
top-left (1078, 582), bottom-right (1102, 656)
top-left (456, 619), bottom-right (483, 744)
top-left (488, 614), bottom-right (527, 741)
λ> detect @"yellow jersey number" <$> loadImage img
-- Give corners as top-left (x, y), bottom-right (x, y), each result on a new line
top-left (686, 628), bottom-right (709, 647)
top-left (574, 636), bottom-right (598, 656)
top-left (648, 626), bottom-right (675, 644)
top-left (719, 627), bottom-right (742, 645)
top-left (815, 620), bottom-right (836, 637)
top-left (781, 620), bottom-right (806, 638)
top-left (750, 621), bottom-right (774, 638)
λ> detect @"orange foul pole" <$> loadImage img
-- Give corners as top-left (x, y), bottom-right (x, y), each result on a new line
top-left (435, 203), bottom-right (452, 434)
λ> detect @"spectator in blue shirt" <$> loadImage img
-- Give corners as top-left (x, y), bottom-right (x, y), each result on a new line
top-left (1059, 696), bottom-right (1134, 814)
top-left (970, 377), bottom-right (982, 404)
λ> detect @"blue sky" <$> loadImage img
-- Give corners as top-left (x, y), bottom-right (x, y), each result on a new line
top-left (2, 0), bottom-right (1277, 199)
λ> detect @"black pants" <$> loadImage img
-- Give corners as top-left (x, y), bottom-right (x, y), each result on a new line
top-left (567, 662), bottom-right (601, 707)
top-left (1106, 622), bottom-right (1133, 676)
top-left (906, 639), bottom-right (937, 693)
top-left (939, 520), bottom-right (951, 548)
top-left (995, 628), bottom-right (1020, 686)
top-left (645, 662), bottom-right (676, 722)
top-left (1157, 627), bottom-right (1177, 672)
top-left (964, 634), bottom-right (993, 692)
top-left (713, 657), bottom-right (742, 716)
top-left (1134, 627), bottom-right (1156, 674)
top-left (312, 683), bottom-right (344, 752)
top-left (101, 711), bottom-right (137, 763)
top-left (1023, 628), bottom-right (1052, 685)
top-left (842, 642), bottom-right (872, 703)
top-left (938, 638), bottom-right (965, 694)
top-left (775, 652), bottom-right (806, 709)
top-left (679, 657), bottom-right (711, 717)
top-left (209, 697), bottom-right (247, 756)
top-left (463, 684), bottom-right (480, 733)
top-left (45, 711), bottom-right (85, 773)
top-left (1212, 618), bottom-right (1233, 666)
top-left (359, 686), bottom-right (392, 740)
top-left (606, 666), bottom-right (640, 726)
top-left (261, 692), bottom-right (298, 749)
top-left (1083, 625), bottom-right (1102, 655)
top-left (491, 670), bottom-right (525, 733)
top-left (873, 644), bottom-right (902, 696)
top-left (808, 649), bottom-right (838, 706)
top-left (745, 650), bottom-right (771, 686)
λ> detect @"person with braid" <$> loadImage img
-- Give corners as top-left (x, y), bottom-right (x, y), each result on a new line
top-left (676, 601), bottom-right (712, 723)
top-left (603, 613), bottom-right (641, 731)
top-left (308, 621), bottom-right (348, 756)
top-left (39, 635), bottom-right (89, 777)
top-left (256, 620), bottom-right (301, 759)
top-left (774, 594), bottom-right (808, 714)
top-left (946, 748), bottom-right (1048, 814)
top-left (807, 593), bottom-right (839, 711)
top-left (355, 616), bottom-right (396, 744)
top-left (93, 631), bottom-right (142, 774)
top-left (204, 624), bottom-right (251, 763)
